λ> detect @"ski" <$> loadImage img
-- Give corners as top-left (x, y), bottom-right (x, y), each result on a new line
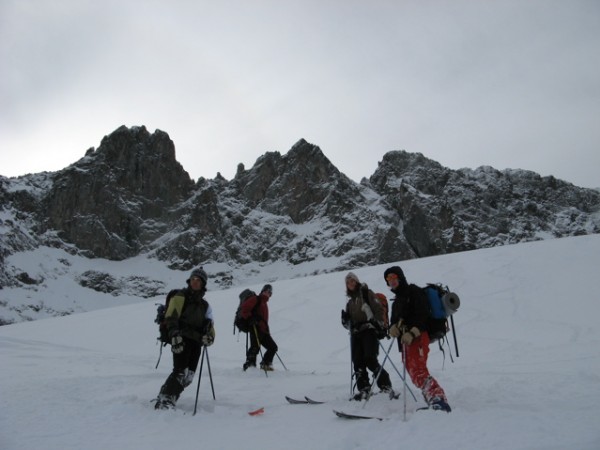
top-left (248, 407), bottom-right (265, 416)
top-left (285, 396), bottom-right (309, 404)
top-left (285, 395), bottom-right (325, 404)
top-left (416, 405), bottom-right (451, 413)
top-left (333, 410), bottom-right (385, 421)
top-left (348, 390), bottom-right (399, 402)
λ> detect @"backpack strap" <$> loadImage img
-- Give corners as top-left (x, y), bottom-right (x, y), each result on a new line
top-left (251, 295), bottom-right (263, 323)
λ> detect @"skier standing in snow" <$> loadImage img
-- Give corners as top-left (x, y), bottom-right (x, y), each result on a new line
top-left (241, 284), bottom-right (278, 371)
top-left (384, 266), bottom-right (451, 412)
top-left (154, 267), bottom-right (215, 410)
top-left (341, 272), bottom-right (394, 400)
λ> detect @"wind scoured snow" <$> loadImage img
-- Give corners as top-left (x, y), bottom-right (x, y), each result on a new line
top-left (1, 235), bottom-right (599, 450)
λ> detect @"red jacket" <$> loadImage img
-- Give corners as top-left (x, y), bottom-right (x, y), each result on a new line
top-left (240, 292), bottom-right (270, 334)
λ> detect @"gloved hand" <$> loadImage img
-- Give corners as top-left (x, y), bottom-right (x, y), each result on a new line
top-left (388, 320), bottom-right (404, 338)
top-left (371, 320), bottom-right (387, 339)
top-left (401, 326), bottom-right (421, 345)
top-left (202, 334), bottom-right (214, 346)
top-left (171, 335), bottom-right (184, 354)
top-left (341, 310), bottom-right (350, 330)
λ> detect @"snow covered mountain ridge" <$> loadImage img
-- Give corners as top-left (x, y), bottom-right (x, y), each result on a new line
top-left (1, 125), bottom-right (599, 323)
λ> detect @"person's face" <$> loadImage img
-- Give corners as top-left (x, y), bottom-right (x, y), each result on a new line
top-left (346, 278), bottom-right (357, 290)
top-left (189, 276), bottom-right (204, 291)
top-left (386, 273), bottom-right (400, 289)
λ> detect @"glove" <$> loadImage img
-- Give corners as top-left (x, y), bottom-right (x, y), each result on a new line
top-left (388, 320), bottom-right (404, 338)
top-left (372, 320), bottom-right (387, 339)
top-left (400, 326), bottom-right (421, 345)
top-left (201, 334), bottom-right (214, 346)
top-left (341, 310), bottom-right (350, 330)
top-left (171, 335), bottom-right (184, 354)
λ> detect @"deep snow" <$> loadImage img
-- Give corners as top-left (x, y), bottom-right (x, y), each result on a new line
top-left (1, 235), bottom-right (600, 450)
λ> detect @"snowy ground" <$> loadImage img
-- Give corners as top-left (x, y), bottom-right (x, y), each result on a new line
top-left (1, 234), bottom-right (599, 450)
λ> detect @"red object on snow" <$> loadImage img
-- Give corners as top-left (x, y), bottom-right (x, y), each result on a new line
top-left (248, 407), bottom-right (265, 416)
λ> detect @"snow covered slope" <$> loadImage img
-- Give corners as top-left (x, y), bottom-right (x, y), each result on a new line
top-left (1, 235), bottom-right (599, 450)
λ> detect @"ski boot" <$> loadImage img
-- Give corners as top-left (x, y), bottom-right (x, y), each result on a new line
top-left (154, 394), bottom-right (176, 410)
top-left (259, 362), bottom-right (274, 371)
top-left (430, 397), bottom-right (451, 412)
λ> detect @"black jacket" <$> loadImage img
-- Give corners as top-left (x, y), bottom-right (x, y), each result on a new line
top-left (389, 283), bottom-right (430, 333)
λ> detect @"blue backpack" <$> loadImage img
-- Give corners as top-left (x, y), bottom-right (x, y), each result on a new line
top-left (422, 284), bottom-right (460, 350)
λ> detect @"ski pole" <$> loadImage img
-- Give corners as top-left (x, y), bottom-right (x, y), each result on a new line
top-left (402, 343), bottom-right (407, 422)
top-left (204, 346), bottom-right (216, 400)
top-left (362, 338), bottom-right (396, 408)
top-left (155, 342), bottom-right (164, 369)
top-left (368, 338), bottom-right (395, 391)
top-left (193, 347), bottom-right (206, 416)
top-left (378, 341), bottom-right (417, 402)
top-left (253, 325), bottom-right (268, 377)
top-left (349, 329), bottom-right (354, 396)
top-left (450, 315), bottom-right (459, 357)
top-left (275, 352), bottom-right (288, 371)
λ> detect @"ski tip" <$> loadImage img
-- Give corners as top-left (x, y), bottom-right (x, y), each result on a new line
top-left (285, 396), bottom-right (308, 404)
top-left (248, 407), bottom-right (265, 416)
top-left (304, 396), bottom-right (324, 404)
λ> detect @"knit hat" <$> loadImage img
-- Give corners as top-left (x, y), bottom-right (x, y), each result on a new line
top-left (345, 272), bottom-right (360, 284)
top-left (187, 267), bottom-right (208, 285)
top-left (261, 284), bottom-right (273, 294)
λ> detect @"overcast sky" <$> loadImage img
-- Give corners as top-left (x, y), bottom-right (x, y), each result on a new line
top-left (1, 0), bottom-right (599, 188)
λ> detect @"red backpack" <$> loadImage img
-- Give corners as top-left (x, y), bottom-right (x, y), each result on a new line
top-left (374, 293), bottom-right (390, 330)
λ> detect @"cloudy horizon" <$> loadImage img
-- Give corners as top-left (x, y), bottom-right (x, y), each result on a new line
top-left (1, 0), bottom-right (599, 188)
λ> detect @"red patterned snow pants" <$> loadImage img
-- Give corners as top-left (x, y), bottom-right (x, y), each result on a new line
top-left (403, 331), bottom-right (447, 404)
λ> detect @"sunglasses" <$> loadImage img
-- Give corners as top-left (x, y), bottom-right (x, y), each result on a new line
top-left (386, 273), bottom-right (399, 283)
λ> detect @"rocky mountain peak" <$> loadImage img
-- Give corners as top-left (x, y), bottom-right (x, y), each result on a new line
top-left (1, 125), bottom-right (599, 297)
top-left (86, 125), bottom-right (192, 199)
top-left (39, 126), bottom-right (195, 259)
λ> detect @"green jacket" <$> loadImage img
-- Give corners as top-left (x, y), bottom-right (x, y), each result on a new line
top-left (165, 288), bottom-right (215, 343)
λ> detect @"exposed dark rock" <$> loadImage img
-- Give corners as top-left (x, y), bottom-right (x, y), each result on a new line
top-left (39, 126), bottom-right (194, 259)
top-left (1, 126), bottom-right (599, 294)
top-left (16, 272), bottom-right (40, 285)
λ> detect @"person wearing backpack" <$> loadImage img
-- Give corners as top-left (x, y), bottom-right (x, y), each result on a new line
top-left (241, 284), bottom-right (278, 371)
top-left (341, 272), bottom-right (394, 400)
top-left (154, 267), bottom-right (215, 410)
top-left (384, 266), bottom-right (451, 412)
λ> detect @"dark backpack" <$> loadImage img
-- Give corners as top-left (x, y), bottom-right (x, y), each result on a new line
top-left (233, 289), bottom-right (260, 333)
top-left (155, 289), bottom-right (180, 345)
top-left (422, 283), bottom-right (460, 343)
